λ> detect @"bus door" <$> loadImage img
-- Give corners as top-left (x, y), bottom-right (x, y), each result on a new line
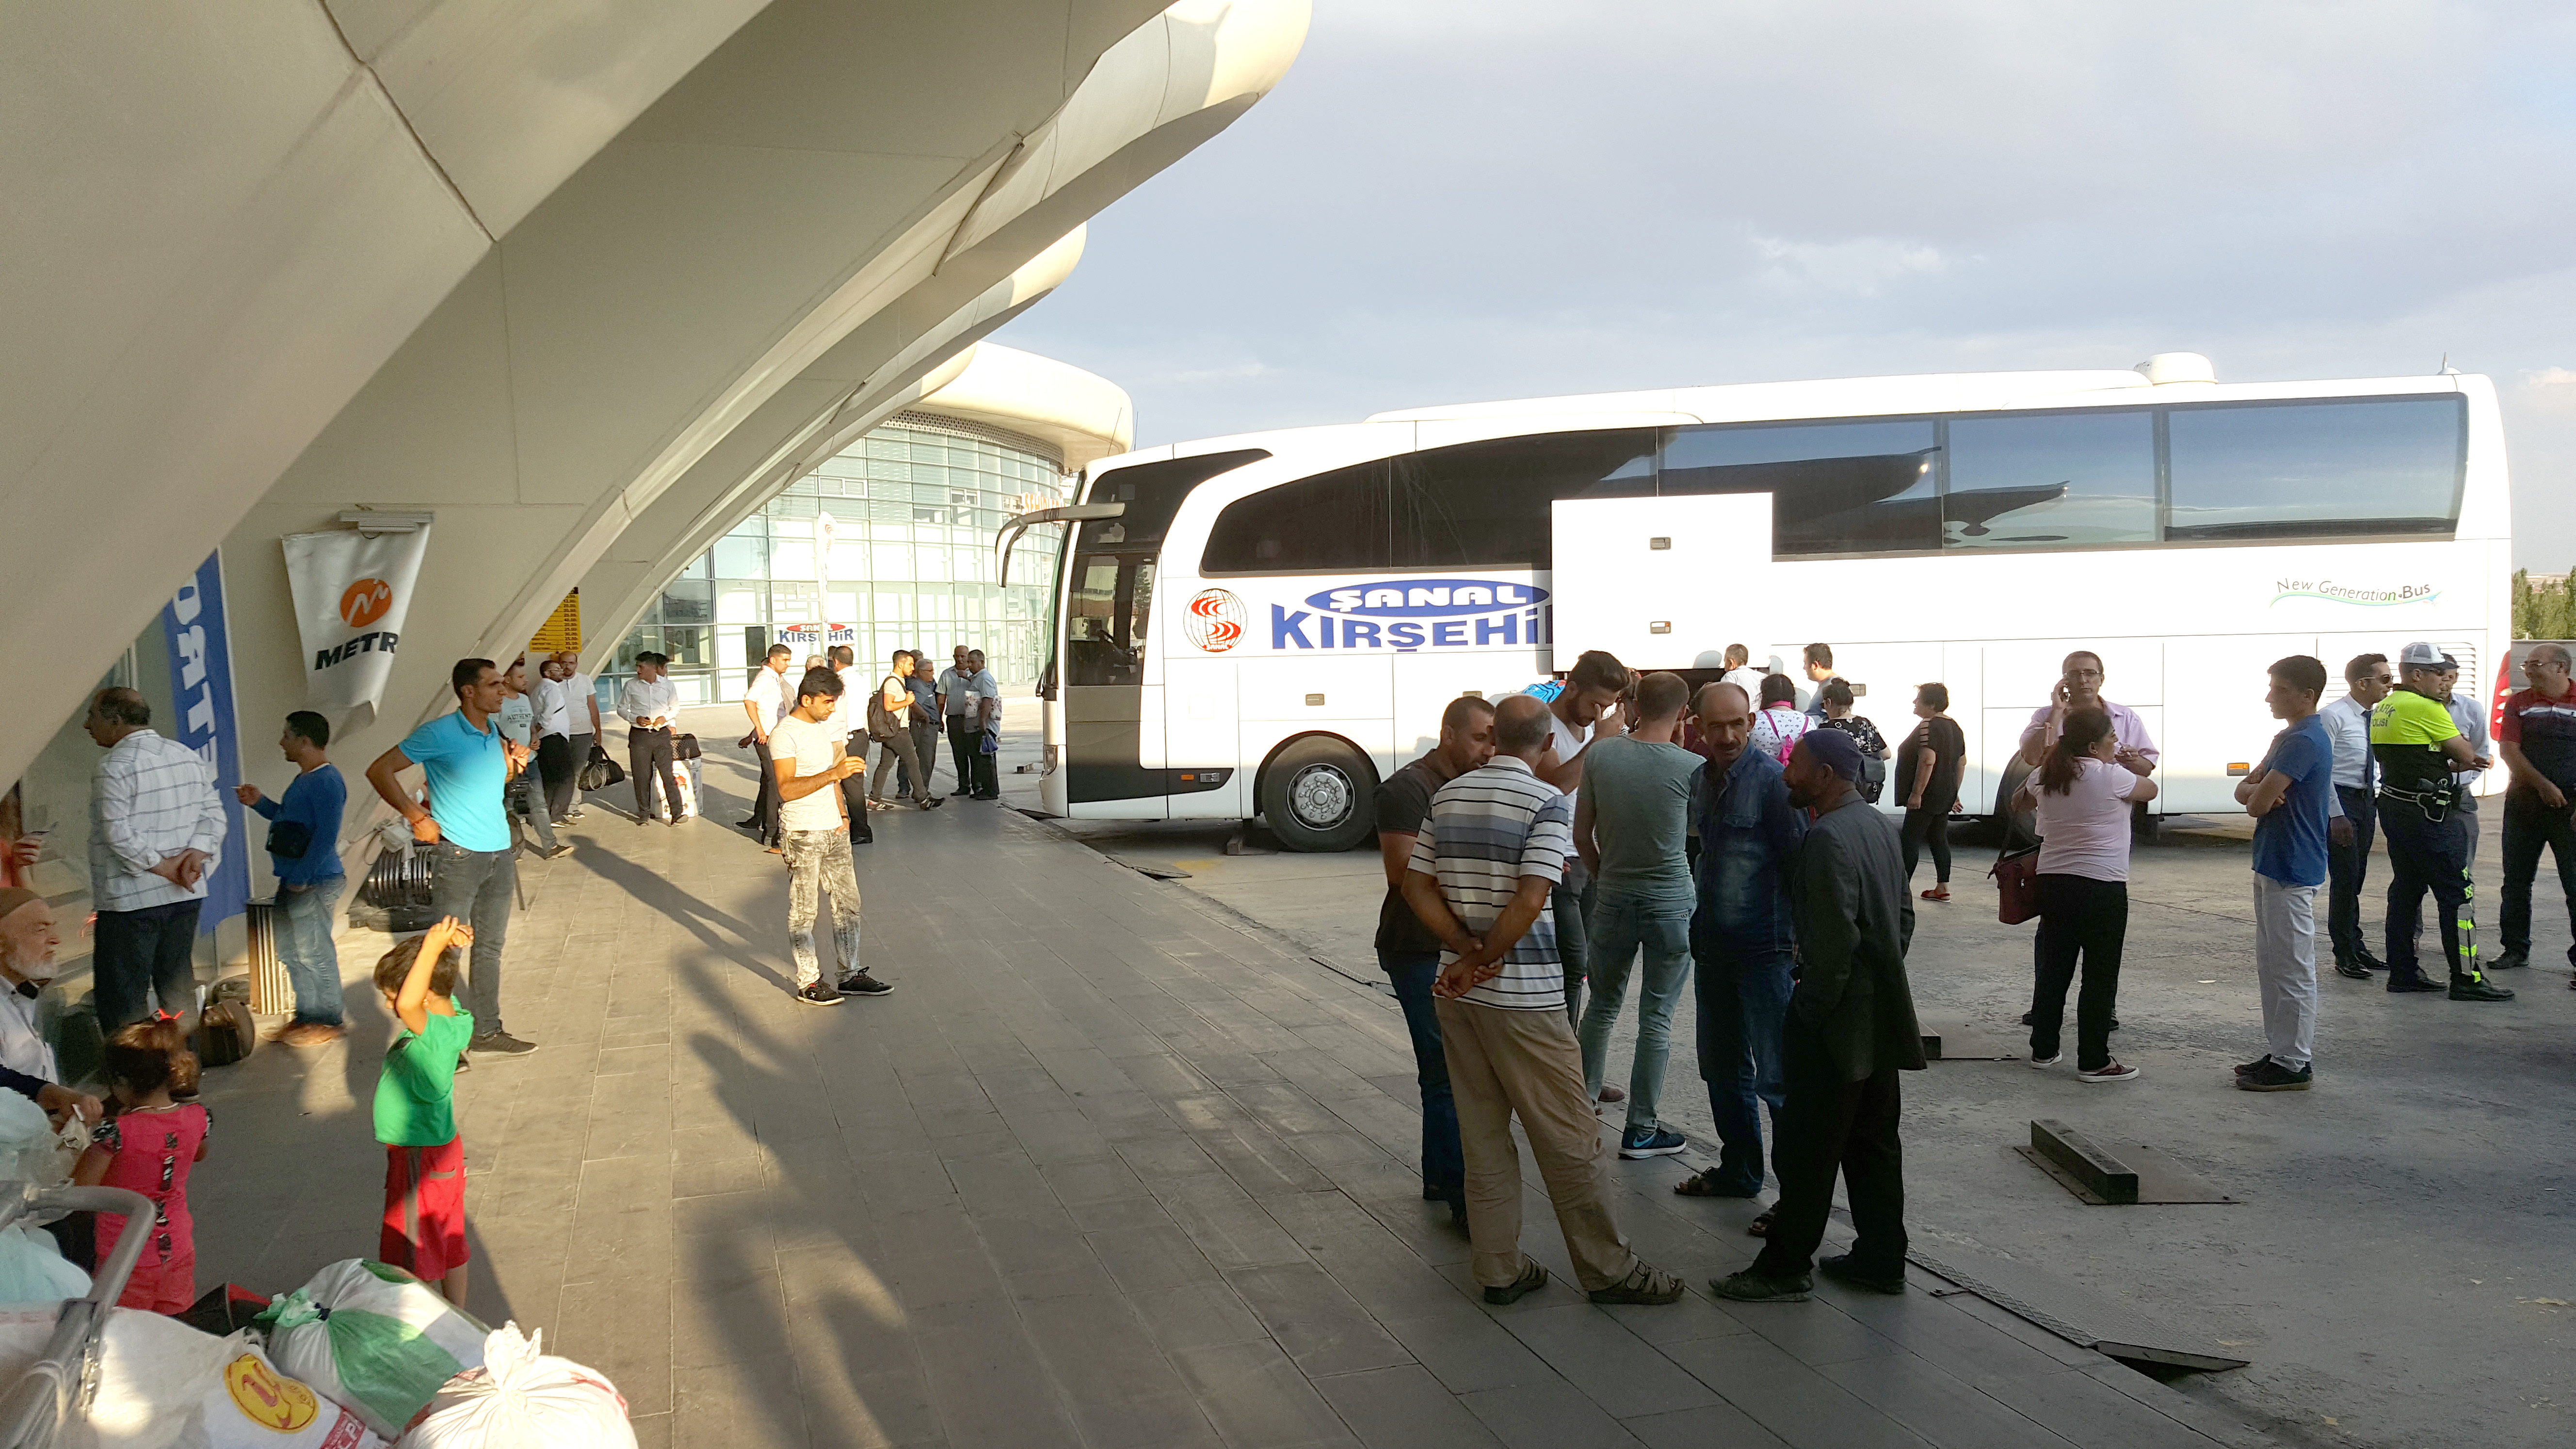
top-left (1550, 494), bottom-right (1776, 671)
top-left (1063, 550), bottom-right (1166, 818)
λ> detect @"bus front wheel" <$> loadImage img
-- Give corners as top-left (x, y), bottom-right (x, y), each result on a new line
top-left (1261, 737), bottom-right (1377, 853)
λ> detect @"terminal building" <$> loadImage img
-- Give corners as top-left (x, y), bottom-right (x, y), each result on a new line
top-left (0, 1), bottom-right (1306, 1018)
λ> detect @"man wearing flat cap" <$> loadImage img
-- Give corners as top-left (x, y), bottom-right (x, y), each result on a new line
top-left (1715, 727), bottom-right (1923, 1303)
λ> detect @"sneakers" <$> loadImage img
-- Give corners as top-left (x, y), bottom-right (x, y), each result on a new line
top-left (1818, 1253), bottom-right (1907, 1295)
top-left (2028, 1052), bottom-right (2061, 1069)
top-left (275, 1022), bottom-right (346, 1048)
top-left (837, 971), bottom-right (894, 997)
top-left (1588, 1261), bottom-right (1686, 1305)
top-left (2076, 1060), bottom-right (2140, 1084)
top-left (2449, 974), bottom-right (2515, 1002)
top-left (1618, 1126), bottom-right (1688, 1159)
top-left (2238, 1058), bottom-right (2312, 1091)
top-left (1711, 1268), bottom-right (1813, 1302)
top-left (794, 982), bottom-right (843, 1007)
top-left (468, 1030), bottom-right (537, 1057)
top-left (2233, 1054), bottom-right (2271, 1078)
top-left (1483, 1261), bottom-right (1548, 1305)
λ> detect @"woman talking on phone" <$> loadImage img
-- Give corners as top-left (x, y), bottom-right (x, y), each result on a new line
top-left (2014, 708), bottom-right (2157, 1082)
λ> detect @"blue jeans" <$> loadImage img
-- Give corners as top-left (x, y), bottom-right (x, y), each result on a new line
top-left (1576, 895), bottom-right (1694, 1133)
top-left (429, 842), bottom-right (513, 1035)
top-left (1379, 949), bottom-right (1465, 1204)
top-left (275, 875), bottom-right (346, 1026)
top-left (1695, 950), bottom-right (1794, 1193)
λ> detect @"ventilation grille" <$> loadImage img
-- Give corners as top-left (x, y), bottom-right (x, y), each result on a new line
top-left (886, 410), bottom-right (1065, 471)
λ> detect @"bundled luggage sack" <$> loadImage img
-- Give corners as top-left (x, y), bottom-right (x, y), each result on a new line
top-left (403, 1321), bottom-right (636, 1449)
top-left (254, 1260), bottom-right (487, 1440)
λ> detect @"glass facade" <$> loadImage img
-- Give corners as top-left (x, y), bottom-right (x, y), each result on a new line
top-left (613, 417), bottom-right (1069, 704)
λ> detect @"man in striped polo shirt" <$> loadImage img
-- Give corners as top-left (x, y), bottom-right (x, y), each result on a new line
top-left (1401, 693), bottom-right (1683, 1308)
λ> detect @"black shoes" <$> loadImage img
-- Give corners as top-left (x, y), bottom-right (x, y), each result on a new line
top-left (1711, 1268), bottom-right (1813, 1302)
top-left (794, 982), bottom-right (842, 1007)
top-left (2333, 958), bottom-right (2374, 981)
top-left (2238, 1058), bottom-right (2312, 1091)
top-left (1819, 1254), bottom-right (1906, 1294)
top-left (837, 971), bottom-right (894, 997)
top-left (2488, 950), bottom-right (2529, 971)
top-left (469, 1030), bottom-right (537, 1056)
top-left (2449, 974), bottom-right (2515, 1002)
top-left (2387, 971), bottom-right (2446, 993)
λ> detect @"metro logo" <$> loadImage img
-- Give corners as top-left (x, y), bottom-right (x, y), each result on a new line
top-left (339, 576), bottom-right (394, 628)
top-left (1269, 577), bottom-right (1550, 652)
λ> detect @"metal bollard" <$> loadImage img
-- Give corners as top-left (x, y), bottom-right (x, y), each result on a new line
top-left (245, 898), bottom-right (291, 1016)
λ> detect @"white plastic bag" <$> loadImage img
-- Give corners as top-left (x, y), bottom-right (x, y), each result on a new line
top-left (0, 1223), bottom-right (90, 1303)
top-left (257, 1261), bottom-right (485, 1440)
top-left (401, 1322), bottom-right (634, 1449)
top-left (171, 1341), bottom-right (383, 1449)
top-left (0, 1088), bottom-right (62, 1187)
top-left (64, 1309), bottom-right (240, 1449)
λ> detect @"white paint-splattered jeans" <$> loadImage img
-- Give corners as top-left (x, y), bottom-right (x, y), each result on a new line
top-left (784, 828), bottom-right (863, 988)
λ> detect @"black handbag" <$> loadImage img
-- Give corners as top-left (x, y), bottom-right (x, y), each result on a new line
top-left (578, 743), bottom-right (625, 790)
top-left (263, 819), bottom-right (312, 860)
top-left (674, 733), bottom-right (702, 762)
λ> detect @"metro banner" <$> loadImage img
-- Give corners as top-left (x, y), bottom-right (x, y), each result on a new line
top-left (282, 523), bottom-right (433, 717)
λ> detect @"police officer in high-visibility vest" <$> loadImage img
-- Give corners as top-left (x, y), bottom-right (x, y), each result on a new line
top-left (2372, 641), bottom-right (2515, 1001)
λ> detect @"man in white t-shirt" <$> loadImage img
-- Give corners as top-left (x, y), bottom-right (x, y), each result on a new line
top-left (741, 644), bottom-right (794, 847)
top-left (768, 667), bottom-right (891, 1006)
top-left (1534, 650), bottom-right (1630, 1036)
top-left (1720, 644), bottom-right (1767, 702)
top-left (547, 652), bottom-right (605, 821)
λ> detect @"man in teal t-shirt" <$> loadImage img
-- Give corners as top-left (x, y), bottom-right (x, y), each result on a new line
top-left (1571, 671), bottom-right (1706, 1159)
top-left (365, 659), bottom-right (537, 1058)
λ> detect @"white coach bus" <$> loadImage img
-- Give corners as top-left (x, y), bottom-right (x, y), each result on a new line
top-left (998, 355), bottom-right (2510, 851)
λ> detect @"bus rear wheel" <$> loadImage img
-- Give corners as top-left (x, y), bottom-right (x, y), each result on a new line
top-left (1261, 736), bottom-right (1377, 853)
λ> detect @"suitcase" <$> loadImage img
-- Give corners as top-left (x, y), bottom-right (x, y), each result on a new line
top-left (192, 997), bottom-right (258, 1069)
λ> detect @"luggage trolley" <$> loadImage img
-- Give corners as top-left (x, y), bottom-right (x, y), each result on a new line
top-left (0, 1182), bottom-right (160, 1449)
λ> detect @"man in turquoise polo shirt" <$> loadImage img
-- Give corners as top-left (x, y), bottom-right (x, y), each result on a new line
top-left (366, 658), bottom-right (538, 1056)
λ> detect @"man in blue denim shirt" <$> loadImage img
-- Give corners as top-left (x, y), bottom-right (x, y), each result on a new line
top-left (1675, 681), bottom-right (1806, 1200)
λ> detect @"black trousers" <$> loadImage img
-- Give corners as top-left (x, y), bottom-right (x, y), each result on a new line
top-left (2382, 796), bottom-right (2477, 980)
top-left (537, 734), bottom-right (577, 820)
top-left (629, 727), bottom-right (681, 821)
top-left (1749, 1022), bottom-right (1907, 1278)
top-left (840, 731), bottom-right (874, 839)
top-left (1900, 803), bottom-right (1952, 885)
top-left (949, 716), bottom-right (998, 797)
top-left (93, 899), bottom-right (202, 1030)
top-left (747, 737), bottom-right (781, 839)
top-left (2031, 873), bottom-right (2126, 1072)
top-left (2500, 790), bottom-right (2576, 965)
top-left (2326, 784), bottom-right (2378, 966)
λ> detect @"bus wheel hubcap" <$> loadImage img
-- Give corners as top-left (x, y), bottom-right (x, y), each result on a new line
top-left (1289, 765), bottom-right (1352, 828)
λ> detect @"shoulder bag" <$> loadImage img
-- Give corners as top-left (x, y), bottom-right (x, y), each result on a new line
top-left (1991, 842), bottom-right (2041, 925)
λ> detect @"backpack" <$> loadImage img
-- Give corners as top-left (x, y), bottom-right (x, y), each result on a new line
top-left (866, 678), bottom-right (902, 741)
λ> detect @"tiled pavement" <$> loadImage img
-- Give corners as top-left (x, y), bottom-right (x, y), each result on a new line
top-left (188, 761), bottom-right (2267, 1449)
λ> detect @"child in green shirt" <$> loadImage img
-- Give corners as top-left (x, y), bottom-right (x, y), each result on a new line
top-left (372, 918), bottom-right (476, 1306)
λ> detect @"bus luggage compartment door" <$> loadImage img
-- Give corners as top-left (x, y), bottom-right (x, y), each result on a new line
top-left (1552, 495), bottom-right (1776, 672)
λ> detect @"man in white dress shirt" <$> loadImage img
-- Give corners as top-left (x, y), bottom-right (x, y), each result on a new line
top-left (2438, 656), bottom-right (2493, 867)
top-left (740, 644), bottom-right (794, 846)
top-left (620, 652), bottom-right (685, 824)
top-left (2320, 653), bottom-right (2393, 978)
top-left (84, 688), bottom-right (229, 1030)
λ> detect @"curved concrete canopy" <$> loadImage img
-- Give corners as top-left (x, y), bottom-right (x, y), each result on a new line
top-left (0, 0), bottom-right (1306, 788)
top-left (911, 343), bottom-right (1138, 474)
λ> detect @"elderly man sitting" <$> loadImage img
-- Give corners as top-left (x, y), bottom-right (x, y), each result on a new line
top-left (0, 888), bottom-right (105, 1125)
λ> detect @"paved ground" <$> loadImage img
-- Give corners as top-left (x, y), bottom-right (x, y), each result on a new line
top-left (1042, 748), bottom-right (2576, 1449)
top-left (182, 705), bottom-right (2269, 1449)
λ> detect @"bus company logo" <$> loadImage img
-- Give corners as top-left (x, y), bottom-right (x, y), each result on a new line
top-left (338, 577), bottom-right (395, 628)
top-left (1184, 589), bottom-right (1247, 652)
top-left (2270, 578), bottom-right (2439, 608)
top-left (1270, 578), bottom-right (1551, 651)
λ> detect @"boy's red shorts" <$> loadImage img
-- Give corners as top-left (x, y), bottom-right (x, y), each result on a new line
top-left (381, 1138), bottom-right (469, 1281)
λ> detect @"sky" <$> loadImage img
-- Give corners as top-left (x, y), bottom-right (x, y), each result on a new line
top-left (996, 0), bottom-right (2576, 569)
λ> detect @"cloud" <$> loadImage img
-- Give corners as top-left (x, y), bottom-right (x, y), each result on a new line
top-left (2518, 368), bottom-right (2576, 410)
top-left (1749, 234), bottom-right (1952, 297)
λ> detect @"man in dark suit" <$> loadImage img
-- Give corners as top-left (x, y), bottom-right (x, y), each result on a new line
top-left (1714, 726), bottom-right (1925, 1302)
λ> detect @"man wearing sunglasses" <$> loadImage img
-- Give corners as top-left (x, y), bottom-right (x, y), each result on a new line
top-left (2320, 654), bottom-right (2394, 979)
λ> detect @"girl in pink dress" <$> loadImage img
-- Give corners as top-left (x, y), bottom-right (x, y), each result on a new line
top-left (72, 1020), bottom-right (209, 1313)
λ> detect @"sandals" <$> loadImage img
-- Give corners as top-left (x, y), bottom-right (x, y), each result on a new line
top-left (1920, 886), bottom-right (1950, 902)
top-left (1747, 1207), bottom-right (1777, 1238)
top-left (1482, 1261), bottom-right (1548, 1305)
top-left (1589, 1261), bottom-right (1686, 1305)
top-left (1674, 1170), bottom-right (1759, 1199)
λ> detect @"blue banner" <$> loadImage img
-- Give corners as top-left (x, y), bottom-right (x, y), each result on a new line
top-left (161, 552), bottom-right (248, 930)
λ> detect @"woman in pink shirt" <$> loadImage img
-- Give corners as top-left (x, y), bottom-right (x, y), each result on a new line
top-left (2014, 708), bottom-right (2158, 1083)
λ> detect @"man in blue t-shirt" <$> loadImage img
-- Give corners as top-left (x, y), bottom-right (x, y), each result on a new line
top-left (2233, 655), bottom-right (2336, 1091)
top-left (238, 710), bottom-right (348, 1044)
top-left (366, 658), bottom-right (537, 1057)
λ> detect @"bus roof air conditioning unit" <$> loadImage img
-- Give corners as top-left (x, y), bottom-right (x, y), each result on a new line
top-left (2135, 353), bottom-right (2216, 385)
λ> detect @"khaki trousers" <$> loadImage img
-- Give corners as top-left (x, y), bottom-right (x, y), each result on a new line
top-left (1434, 996), bottom-right (1638, 1292)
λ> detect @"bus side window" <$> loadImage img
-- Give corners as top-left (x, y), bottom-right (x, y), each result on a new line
top-left (1068, 554), bottom-right (1151, 687)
